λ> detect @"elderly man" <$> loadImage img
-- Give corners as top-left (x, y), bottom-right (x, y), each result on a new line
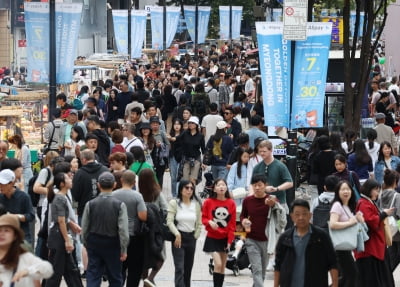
top-left (374, 112), bottom-right (397, 155)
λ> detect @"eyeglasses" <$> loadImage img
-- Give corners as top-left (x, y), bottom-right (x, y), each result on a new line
top-left (224, 112), bottom-right (232, 115)
top-left (184, 185), bottom-right (194, 190)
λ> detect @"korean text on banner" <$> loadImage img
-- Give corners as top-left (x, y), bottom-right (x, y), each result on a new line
top-left (131, 10), bottom-right (147, 58)
top-left (291, 22), bottom-right (333, 128)
top-left (256, 22), bottom-right (291, 128)
top-left (112, 10), bottom-right (128, 54)
top-left (25, 2), bottom-right (49, 83)
top-left (55, 3), bottom-right (83, 84)
top-left (184, 6), bottom-right (211, 44)
top-left (151, 6), bottom-right (180, 50)
top-left (219, 6), bottom-right (242, 40)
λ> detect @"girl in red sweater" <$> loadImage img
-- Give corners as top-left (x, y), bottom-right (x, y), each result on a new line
top-left (202, 178), bottom-right (236, 287)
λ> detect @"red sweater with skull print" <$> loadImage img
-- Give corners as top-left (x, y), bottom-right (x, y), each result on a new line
top-left (202, 197), bottom-right (236, 244)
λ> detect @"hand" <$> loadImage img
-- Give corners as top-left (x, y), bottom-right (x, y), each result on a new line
top-left (355, 211), bottom-right (364, 223)
top-left (384, 207), bottom-right (396, 216)
top-left (241, 218), bottom-right (251, 227)
top-left (201, 164), bottom-right (207, 170)
top-left (11, 269), bottom-right (28, 282)
top-left (120, 253), bottom-right (127, 261)
top-left (65, 241), bottom-right (74, 253)
top-left (174, 234), bottom-right (181, 248)
top-left (209, 220), bottom-right (218, 230)
top-left (350, 217), bottom-right (358, 225)
top-left (156, 141), bottom-right (161, 147)
top-left (69, 221), bottom-right (82, 235)
top-left (265, 196), bottom-right (276, 207)
top-left (265, 186), bottom-right (275, 193)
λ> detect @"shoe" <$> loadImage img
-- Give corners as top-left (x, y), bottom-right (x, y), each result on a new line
top-left (143, 278), bottom-right (156, 287)
top-left (81, 271), bottom-right (86, 278)
top-left (266, 259), bottom-right (274, 271)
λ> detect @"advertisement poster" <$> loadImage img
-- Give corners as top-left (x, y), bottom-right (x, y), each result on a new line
top-left (184, 6), bottom-right (211, 44)
top-left (219, 6), bottom-right (242, 40)
top-left (151, 6), bottom-right (180, 50)
top-left (131, 10), bottom-right (147, 58)
top-left (291, 22), bottom-right (333, 128)
top-left (112, 10), bottom-right (128, 54)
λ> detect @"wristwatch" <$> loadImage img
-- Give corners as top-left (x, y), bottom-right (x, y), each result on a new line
top-left (276, 187), bottom-right (280, 192)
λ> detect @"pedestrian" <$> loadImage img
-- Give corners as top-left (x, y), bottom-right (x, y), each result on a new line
top-left (0, 214), bottom-right (53, 287)
top-left (227, 147), bottom-right (250, 204)
top-left (313, 135), bottom-right (337, 194)
top-left (329, 180), bottom-right (364, 287)
top-left (202, 178), bottom-right (236, 287)
top-left (113, 170), bottom-right (147, 287)
top-left (240, 174), bottom-right (283, 287)
top-left (274, 199), bottom-right (339, 287)
top-left (81, 172), bottom-right (129, 287)
top-left (374, 113), bottom-right (398, 155)
top-left (167, 119), bottom-right (183, 197)
top-left (45, 172), bottom-right (83, 287)
top-left (332, 154), bottom-right (361, 199)
top-left (347, 139), bottom-right (373, 184)
top-left (365, 129), bottom-right (380, 169)
top-left (374, 141), bottom-right (400, 184)
top-left (150, 116), bottom-right (170, 187)
top-left (167, 180), bottom-right (202, 287)
top-left (355, 179), bottom-right (395, 287)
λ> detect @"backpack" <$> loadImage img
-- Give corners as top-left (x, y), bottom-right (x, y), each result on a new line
top-left (73, 94), bottom-right (84, 110)
top-left (192, 96), bottom-right (207, 116)
top-left (313, 198), bottom-right (333, 230)
top-left (1, 77), bottom-right (12, 86)
top-left (28, 167), bottom-right (51, 207)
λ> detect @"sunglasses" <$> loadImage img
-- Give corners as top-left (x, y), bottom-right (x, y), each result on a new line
top-left (224, 112), bottom-right (232, 115)
top-left (184, 185), bottom-right (194, 190)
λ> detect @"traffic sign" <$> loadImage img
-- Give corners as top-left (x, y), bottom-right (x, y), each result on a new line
top-left (283, 0), bottom-right (308, 40)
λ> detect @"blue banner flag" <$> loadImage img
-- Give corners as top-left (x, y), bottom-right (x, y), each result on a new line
top-left (184, 6), bottom-right (211, 44)
top-left (166, 7), bottom-right (180, 49)
top-left (24, 2), bottom-right (49, 83)
top-left (112, 10), bottom-right (128, 54)
top-left (151, 6), bottom-right (180, 50)
top-left (256, 22), bottom-right (291, 127)
top-left (184, 6), bottom-right (196, 42)
top-left (291, 22), bottom-right (333, 128)
top-left (350, 11), bottom-right (364, 38)
top-left (131, 10), bottom-right (147, 58)
top-left (219, 6), bottom-right (242, 40)
top-left (55, 3), bottom-right (83, 84)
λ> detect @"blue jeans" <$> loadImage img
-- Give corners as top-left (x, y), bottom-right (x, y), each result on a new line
top-left (170, 156), bottom-right (179, 197)
top-left (86, 234), bottom-right (122, 287)
top-left (211, 165), bottom-right (228, 181)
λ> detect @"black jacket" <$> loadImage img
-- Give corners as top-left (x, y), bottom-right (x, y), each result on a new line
top-left (71, 162), bottom-right (109, 216)
top-left (275, 225), bottom-right (337, 287)
top-left (91, 129), bottom-right (111, 166)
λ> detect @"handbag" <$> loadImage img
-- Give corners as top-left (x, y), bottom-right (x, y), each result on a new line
top-left (349, 171), bottom-right (361, 201)
top-left (329, 222), bottom-right (360, 251)
top-left (387, 193), bottom-right (399, 237)
top-left (356, 222), bottom-right (369, 252)
top-left (202, 147), bottom-right (214, 165)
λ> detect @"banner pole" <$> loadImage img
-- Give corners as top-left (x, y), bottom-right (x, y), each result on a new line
top-left (49, 0), bottom-right (56, 117)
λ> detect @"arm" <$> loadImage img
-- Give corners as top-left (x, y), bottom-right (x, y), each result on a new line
top-left (330, 269), bottom-right (339, 287)
top-left (391, 131), bottom-right (398, 155)
top-left (58, 216), bottom-right (74, 252)
top-left (118, 203), bottom-right (129, 260)
top-left (329, 212), bottom-right (357, 230)
top-left (273, 271), bottom-right (280, 287)
top-left (33, 169), bottom-right (50, 195)
top-left (11, 253), bottom-right (54, 282)
top-left (227, 200), bottom-right (237, 245)
top-left (226, 165), bottom-right (236, 191)
top-left (20, 195), bottom-right (34, 223)
top-left (81, 203), bottom-right (90, 246)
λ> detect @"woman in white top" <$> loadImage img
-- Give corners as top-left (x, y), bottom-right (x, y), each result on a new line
top-left (329, 180), bottom-right (364, 287)
top-left (0, 214), bottom-right (53, 287)
top-left (365, 129), bottom-right (380, 169)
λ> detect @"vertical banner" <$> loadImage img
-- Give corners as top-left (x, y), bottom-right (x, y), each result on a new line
top-left (291, 22), bottom-right (333, 128)
top-left (165, 7), bottom-right (180, 49)
top-left (272, 8), bottom-right (282, 22)
top-left (112, 10), bottom-right (128, 54)
top-left (184, 6), bottom-right (211, 44)
top-left (150, 6), bottom-right (163, 50)
top-left (24, 2), bottom-right (50, 83)
top-left (131, 10), bottom-right (147, 58)
top-left (56, 3), bottom-right (83, 84)
top-left (219, 6), bottom-right (242, 40)
top-left (350, 11), bottom-right (364, 37)
top-left (256, 22), bottom-right (291, 127)
top-left (151, 6), bottom-right (180, 50)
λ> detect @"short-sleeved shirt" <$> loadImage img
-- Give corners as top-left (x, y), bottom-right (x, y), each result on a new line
top-left (291, 227), bottom-right (312, 287)
top-left (48, 194), bottom-right (69, 248)
top-left (252, 159), bottom-right (293, 203)
top-left (330, 201), bottom-right (353, 222)
top-left (36, 168), bottom-right (53, 207)
top-left (113, 188), bottom-right (147, 236)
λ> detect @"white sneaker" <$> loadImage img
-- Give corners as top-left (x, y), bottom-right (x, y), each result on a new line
top-left (266, 259), bottom-right (275, 271)
top-left (144, 278), bottom-right (156, 287)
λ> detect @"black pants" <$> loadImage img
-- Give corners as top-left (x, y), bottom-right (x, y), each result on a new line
top-left (172, 231), bottom-right (196, 287)
top-left (122, 235), bottom-right (145, 287)
top-left (45, 248), bottom-right (83, 287)
top-left (336, 250), bottom-right (357, 287)
top-left (154, 164), bottom-right (166, 188)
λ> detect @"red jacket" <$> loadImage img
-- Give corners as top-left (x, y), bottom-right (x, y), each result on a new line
top-left (202, 198), bottom-right (236, 244)
top-left (354, 197), bottom-right (386, 260)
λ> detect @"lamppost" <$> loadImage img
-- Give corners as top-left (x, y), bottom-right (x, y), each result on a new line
top-left (194, 0), bottom-right (198, 57)
top-left (49, 0), bottom-right (56, 116)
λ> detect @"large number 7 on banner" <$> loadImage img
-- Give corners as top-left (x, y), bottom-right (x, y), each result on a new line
top-left (35, 28), bottom-right (42, 40)
top-left (306, 57), bottom-right (316, 71)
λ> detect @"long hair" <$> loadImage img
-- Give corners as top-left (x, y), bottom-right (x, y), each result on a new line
top-left (0, 226), bottom-right (26, 269)
top-left (360, 178), bottom-right (381, 198)
top-left (344, 130), bottom-right (356, 152)
top-left (378, 141), bottom-right (393, 161)
top-left (140, 127), bottom-right (155, 151)
top-left (333, 180), bottom-right (357, 213)
top-left (383, 169), bottom-right (399, 190)
top-left (169, 119), bottom-right (183, 137)
top-left (353, 139), bottom-right (372, 165)
top-left (138, 168), bottom-right (160, 202)
top-left (209, 178), bottom-right (231, 199)
top-left (176, 180), bottom-right (201, 207)
top-left (366, 129), bottom-right (377, 150)
top-left (48, 172), bottom-right (67, 203)
top-left (72, 125), bottom-right (85, 142)
top-left (236, 148), bottom-right (249, 178)
top-left (213, 128), bottom-right (226, 142)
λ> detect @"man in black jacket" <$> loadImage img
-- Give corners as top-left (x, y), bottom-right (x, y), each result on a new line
top-left (274, 199), bottom-right (338, 287)
top-left (87, 115), bottom-right (110, 166)
top-left (71, 149), bottom-right (109, 220)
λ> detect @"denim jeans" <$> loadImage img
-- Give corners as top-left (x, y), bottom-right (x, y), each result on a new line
top-left (172, 231), bottom-right (196, 287)
top-left (245, 238), bottom-right (268, 287)
top-left (170, 156), bottom-right (179, 197)
top-left (211, 165), bottom-right (228, 181)
top-left (86, 234), bottom-right (122, 287)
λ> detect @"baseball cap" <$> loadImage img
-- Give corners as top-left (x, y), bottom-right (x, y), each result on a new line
top-left (375, 113), bottom-right (386, 120)
top-left (216, 121), bottom-right (227, 129)
top-left (149, 116), bottom-right (160, 124)
top-left (0, 169), bottom-right (15, 184)
top-left (98, 172), bottom-right (115, 186)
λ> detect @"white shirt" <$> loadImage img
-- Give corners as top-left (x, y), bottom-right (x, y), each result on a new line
top-left (365, 141), bottom-right (380, 168)
top-left (122, 136), bottom-right (144, 152)
top-left (201, 114), bottom-right (224, 143)
top-left (175, 201), bottom-right (197, 232)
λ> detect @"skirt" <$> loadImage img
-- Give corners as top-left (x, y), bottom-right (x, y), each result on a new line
top-left (356, 255), bottom-right (394, 287)
top-left (203, 237), bottom-right (228, 253)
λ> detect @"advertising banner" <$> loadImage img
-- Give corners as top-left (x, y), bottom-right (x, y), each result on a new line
top-left (291, 22), bottom-right (332, 128)
top-left (321, 16), bottom-right (343, 44)
top-left (184, 6), bottom-right (211, 44)
top-left (219, 6), bottom-right (242, 40)
top-left (112, 10), bottom-right (128, 54)
top-left (151, 6), bottom-right (180, 50)
top-left (166, 7), bottom-right (180, 49)
top-left (350, 11), bottom-right (364, 38)
top-left (55, 3), bottom-right (83, 84)
top-left (24, 2), bottom-right (49, 83)
top-left (131, 10), bottom-right (147, 58)
top-left (25, 2), bottom-right (82, 84)
top-left (256, 22), bottom-right (291, 127)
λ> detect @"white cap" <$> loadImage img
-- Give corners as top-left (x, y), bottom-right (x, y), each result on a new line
top-left (0, 169), bottom-right (15, 184)
top-left (216, 121), bottom-right (228, 129)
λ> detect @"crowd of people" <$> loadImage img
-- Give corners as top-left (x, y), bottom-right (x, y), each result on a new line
top-left (1, 44), bottom-right (400, 287)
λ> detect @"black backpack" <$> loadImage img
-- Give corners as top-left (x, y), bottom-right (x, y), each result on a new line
top-left (28, 167), bottom-right (51, 207)
top-left (313, 198), bottom-right (333, 230)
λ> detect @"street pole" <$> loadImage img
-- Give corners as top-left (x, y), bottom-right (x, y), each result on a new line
top-left (49, 0), bottom-right (56, 117)
top-left (194, 0), bottom-right (198, 57)
top-left (163, 2), bottom-right (166, 57)
top-left (229, 1), bottom-right (232, 48)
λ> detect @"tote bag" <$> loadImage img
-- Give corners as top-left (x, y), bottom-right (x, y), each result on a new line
top-left (329, 223), bottom-right (359, 251)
